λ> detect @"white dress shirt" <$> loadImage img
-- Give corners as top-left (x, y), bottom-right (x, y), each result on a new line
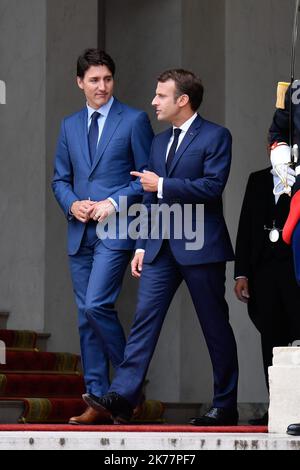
top-left (157, 113), bottom-right (198, 198)
top-left (87, 97), bottom-right (114, 142)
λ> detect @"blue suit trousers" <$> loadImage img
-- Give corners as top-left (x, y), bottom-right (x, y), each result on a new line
top-left (69, 222), bottom-right (131, 396)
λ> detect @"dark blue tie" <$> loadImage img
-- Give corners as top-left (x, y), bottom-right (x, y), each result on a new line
top-left (166, 128), bottom-right (182, 174)
top-left (88, 111), bottom-right (100, 164)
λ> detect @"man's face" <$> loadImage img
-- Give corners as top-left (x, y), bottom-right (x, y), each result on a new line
top-left (77, 65), bottom-right (114, 109)
top-left (152, 80), bottom-right (180, 122)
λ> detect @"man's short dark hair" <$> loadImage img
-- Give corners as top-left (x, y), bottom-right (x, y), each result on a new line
top-left (77, 49), bottom-right (116, 78)
top-left (157, 69), bottom-right (204, 111)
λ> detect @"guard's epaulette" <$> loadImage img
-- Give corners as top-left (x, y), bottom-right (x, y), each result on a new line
top-left (276, 81), bottom-right (290, 109)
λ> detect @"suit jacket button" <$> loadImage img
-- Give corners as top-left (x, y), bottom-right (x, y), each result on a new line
top-left (88, 176), bottom-right (93, 182)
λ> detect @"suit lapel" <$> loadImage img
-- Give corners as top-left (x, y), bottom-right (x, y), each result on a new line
top-left (90, 99), bottom-right (123, 174)
top-left (77, 108), bottom-right (91, 167)
top-left (168, 114), bottom-right (203, 176)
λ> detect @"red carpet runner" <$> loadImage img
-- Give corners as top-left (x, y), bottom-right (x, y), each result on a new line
top-left (0, 424), bottom-right (268, 433)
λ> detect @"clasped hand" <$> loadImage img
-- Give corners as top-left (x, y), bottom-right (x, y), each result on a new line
top-left (71, 199), bottom-right (115, 223)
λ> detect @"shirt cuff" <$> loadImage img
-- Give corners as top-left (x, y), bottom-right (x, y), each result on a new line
top-left (135, 249), bottom-right (145, 254)
top-left (235, 276), bottom-right (248, 280)
top-left (157, 177), bottom-right (164, 199)
top-left (108, 197), bottom-right (118, 212)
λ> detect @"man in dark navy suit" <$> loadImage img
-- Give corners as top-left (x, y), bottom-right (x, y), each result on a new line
top-left (52, 49), bottom-right (153, 424)
top-left (83, 69), bottom-right (239, 426)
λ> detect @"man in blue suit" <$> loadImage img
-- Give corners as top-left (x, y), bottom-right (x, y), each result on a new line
top-left (83, 69), bottom-right (239, 426)
top-left (52, 49), bottom-right (153, 424)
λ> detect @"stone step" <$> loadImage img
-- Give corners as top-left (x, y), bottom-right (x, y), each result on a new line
top-left (0, 370), bottom-right (81, 376)
top-left (0, 400), bottom-right (24, 424)
top-left (0, 398), bottom-right (85, 424)
top-left (0, 372), bottom-right (84, 397)
top-left (36, 333), bottom-right (51, 352)
top-left (0, 430), bottom-right (298, 450)
top-left (0, 401), bottom-right (268, 425)
top-left (0, 313), bottom-right (9, 329)
top-left (0, 330), bottom-right (51, 352)
top-left (164, 403), bottom-right (267, 425)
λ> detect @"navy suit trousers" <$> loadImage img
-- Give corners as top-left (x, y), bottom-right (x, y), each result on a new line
top-left (109, 241), bottom-right (239, 408)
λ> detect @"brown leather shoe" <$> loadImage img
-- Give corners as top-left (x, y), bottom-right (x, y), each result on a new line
top-left (69, 406), bottom-right (112, 425)
top-left (133, 394), bottom-right (146, 419)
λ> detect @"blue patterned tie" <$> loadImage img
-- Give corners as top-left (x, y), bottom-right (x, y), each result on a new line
top-left (166, 128), bottom-right (182, 174)
top-left (88, 111), bottom-right (100, 164)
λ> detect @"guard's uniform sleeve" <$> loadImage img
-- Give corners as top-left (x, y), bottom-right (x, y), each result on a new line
top-left (269, 82), bottom-right (290, 146)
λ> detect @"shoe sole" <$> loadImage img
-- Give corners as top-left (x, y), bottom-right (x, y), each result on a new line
top-left (113, 415), bottom-right (131, 424)
top-left (190, 421), bottom-right (239, 426)
top-left (287, 430), bottom-right (300, 436)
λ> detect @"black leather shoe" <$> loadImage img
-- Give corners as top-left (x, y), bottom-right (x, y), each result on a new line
top-left (287, 423), bottom-right (300, 435)
top-left (248, 412), bottom-right (268, 426)
top-left (189, 407), bottom-right (239, 426)
top-left (82, 392), bottom-right (133, 423)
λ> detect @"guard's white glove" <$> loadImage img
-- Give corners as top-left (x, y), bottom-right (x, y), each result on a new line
top-left (270, 142), bottom-right (294, 195)
top-left (271, 166), bottom-right (296, 196)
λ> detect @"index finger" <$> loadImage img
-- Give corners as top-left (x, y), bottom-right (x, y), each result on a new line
top-left (130, 171), bottom-right (144, 178)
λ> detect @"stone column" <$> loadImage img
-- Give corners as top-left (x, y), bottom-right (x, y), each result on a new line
top-left (269, 347), bottom-right (300, 433)
top-left (0, 0), bottom-right (47, 331)
top-left (44, 0), bottom-right (98, 352)
top-left (0, 0), bottom-right (98, 354)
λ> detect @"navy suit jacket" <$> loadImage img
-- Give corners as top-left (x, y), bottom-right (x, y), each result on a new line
top-left (52, 98), bottom-right (154, 255)
top-left (137, 114), bottom-right (234, 265)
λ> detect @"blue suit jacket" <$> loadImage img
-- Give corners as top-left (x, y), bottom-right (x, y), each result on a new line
top-left (52, 98), bottom-right (154, 255)
top-left (137, 115), bottom-right (234, 265)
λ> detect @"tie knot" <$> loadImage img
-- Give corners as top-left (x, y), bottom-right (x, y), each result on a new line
top-left (173, 128), bottom-right (182, 138)
top-left (91, 111), bottom-right (100, 121)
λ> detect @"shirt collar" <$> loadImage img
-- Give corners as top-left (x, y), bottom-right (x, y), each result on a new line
top-left (87, 96), bottom-right (114, 121)
top-left (173, 113), bottom-right (198, 133)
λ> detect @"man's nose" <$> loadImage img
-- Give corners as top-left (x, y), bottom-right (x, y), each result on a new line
top-left (98, 81), bottom-right (106, 90)
top-left (152, 96), bottom-right (158, 106)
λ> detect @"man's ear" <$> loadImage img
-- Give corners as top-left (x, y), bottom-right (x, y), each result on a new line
top-left (178, 94), bottom-right (190, 108)
top-left (77, 77), bottom-right (84, 90)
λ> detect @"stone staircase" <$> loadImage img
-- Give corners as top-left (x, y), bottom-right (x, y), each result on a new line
top-left (0, 312), bottom-right (165, 424)
top-left (0, 312), bottom-right (270, 425)
top-left (0, 311), bottom-right (86, 423)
